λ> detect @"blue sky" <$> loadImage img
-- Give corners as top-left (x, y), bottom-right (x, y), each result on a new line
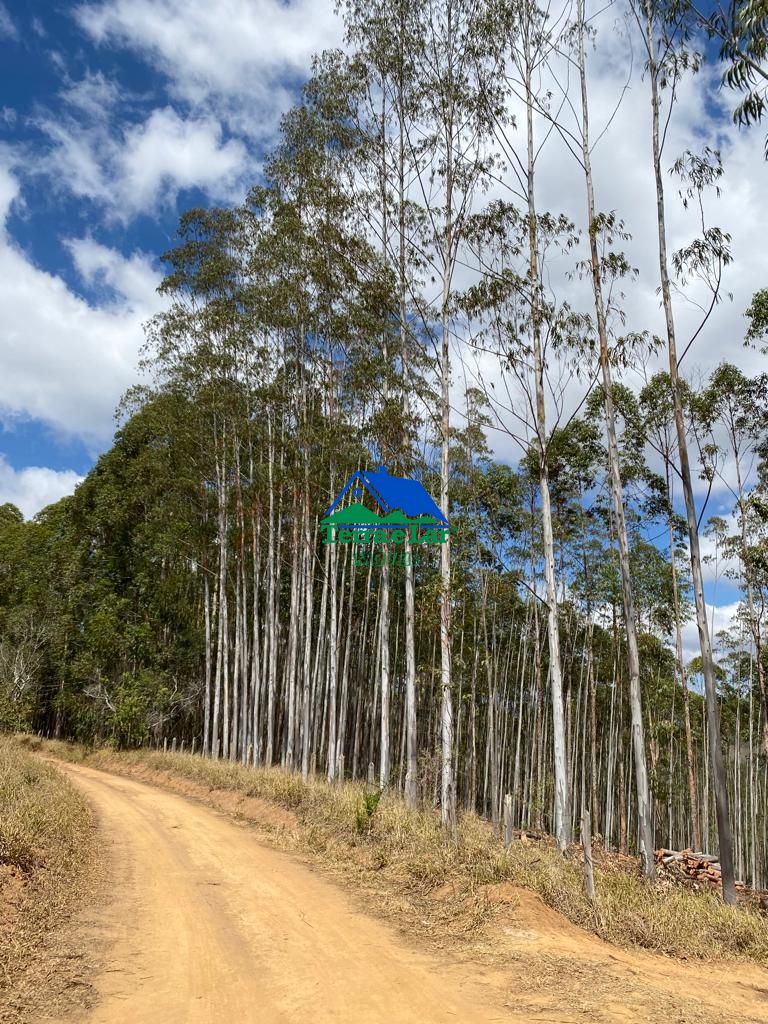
top-left (0, 0), bottom-right (765, 653)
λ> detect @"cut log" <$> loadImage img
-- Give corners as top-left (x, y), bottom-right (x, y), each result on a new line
top-left (654, 846), bottom-right (754, 897)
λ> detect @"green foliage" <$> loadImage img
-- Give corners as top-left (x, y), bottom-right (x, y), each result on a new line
top-left (355, 788), bottom-right (383, 834)
top-left (0, 394), bottom-right (205, 744)
top-left (700, 0), bottom-right (768, 156)
top-left (746, 288), bottom-right (768, 349)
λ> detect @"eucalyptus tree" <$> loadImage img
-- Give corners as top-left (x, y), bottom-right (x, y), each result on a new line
top-left (562, 0), bottom-right (656, 876)
top-left (0, 504), bottom-right (49, 732)
top-left (685, 0), bottom-right (768, 157)
top-left (463, 192), bottom-right (590, 851)
top-left (449, 386), bottom-right (505, 821)
top-left (339, 0), bottom-right (431, 797)
top-left (639, 372), bottom-right (701, 847)
top-left (696, 364), bottom-right (768, 752)
top-left (459, 0), bottom-right (594, 851)
top-left (141, 205), bottom-right (256, 760)
top-left (537, 417), bottom-right (603, 828)
top-left (400, 0), bottom-right (502, 831)
top-left (746, 288), bottom-right (768, 345)
top-left (136, 55), bottom-right (386, 773)
top-left (262, 58), bottom-right (395, 780)
top-left (629, 0), bottom-right (737, 901)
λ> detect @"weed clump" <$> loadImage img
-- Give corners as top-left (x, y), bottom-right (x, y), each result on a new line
top-left (355, 789), bottom-right (382, 834)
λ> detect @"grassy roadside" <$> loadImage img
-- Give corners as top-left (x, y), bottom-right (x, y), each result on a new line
top-left (0, 736), bottom-right (95, 1022)
top-left (36, 737), bottom-right (768, 966)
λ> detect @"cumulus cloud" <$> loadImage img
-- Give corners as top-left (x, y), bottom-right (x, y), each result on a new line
top-left (5, 0), bottom-right (768, 478)
top-left (66, 235), bottom-right (161, 309)
top-left (74, 0), bottom-right (341, 138)
top-left (0, 455), bottom-right (82, 519)
top-left (118, 108), bottom-right (248, 212)
top-left (38, 79), bottom-right (249, 219)
top-left (0, 161), bottom-right (162, 442)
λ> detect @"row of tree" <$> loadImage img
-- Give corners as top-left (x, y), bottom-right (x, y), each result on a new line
top-left (1, 0), bottom-right (767, 904)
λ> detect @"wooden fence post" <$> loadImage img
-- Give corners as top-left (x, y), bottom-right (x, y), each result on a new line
top-left (581, 810), bottom-right (596, 904)
top-left (180, 739), bottom-right (185, 754)
top-left (367, 761), bottom-right (375, 786)
top-left (503, 794), bottom-right (513, 850)
top-left (171, 737), bottom-right (177, 754)
top-left (163, 737), bottom-right (167, 753)
top-left (192, 736), bottom-right (197, 756)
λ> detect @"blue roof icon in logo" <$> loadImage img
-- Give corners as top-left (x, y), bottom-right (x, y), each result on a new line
top-left (325, 466), bottom-right (448, 526)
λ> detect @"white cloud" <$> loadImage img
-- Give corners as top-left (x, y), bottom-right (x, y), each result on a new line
top-left (60, 69), bottom-right (122, 120)
top-left (0, 2), bottom-right (17, 40)
top-left (74, 0), bottom-right (341, 138)
top-left (3, 0), bottom-right (767, 488)
top-left (36, 0), bottom-right (340, 220)
top-left (0, 161), bottom-right (162, 442)
top-left (118, 108), bottom-right (247, 213)
top-left (38, 84), bottom-right (249, 220)
top-left (0, 455), bottom-right (82, 519)
top-left (66, 236), bottom-right (161, 309)
top-left (681, 600), bottom-right (744, 665)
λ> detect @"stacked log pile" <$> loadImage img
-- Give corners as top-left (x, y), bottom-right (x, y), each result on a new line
top-left (655, 848), bottom-right (747, 892)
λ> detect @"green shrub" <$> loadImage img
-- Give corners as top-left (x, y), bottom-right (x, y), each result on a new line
top-left (355, 788), bottom-right (382, 834)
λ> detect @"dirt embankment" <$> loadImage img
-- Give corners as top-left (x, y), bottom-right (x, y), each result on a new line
top-left (32, 754), bottom-right (768, 1024)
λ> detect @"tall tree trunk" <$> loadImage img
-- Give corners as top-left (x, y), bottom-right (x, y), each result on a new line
top-left (265, 418), bottom-right (277, 766)
top-left (327, 529), bottom-right (339, 782)
top-left (668, 480), bottom-right (701, 850)
top-left (576, 5), bottom-right (653, 875)
top-left (525, 58), bottom-right (569, 852)
top-left (399, 85), bottom-right (419, 810)
top-left (203, 566), bottom-right (212, 756)
top-left (642, 8), bottom-right (736, 903)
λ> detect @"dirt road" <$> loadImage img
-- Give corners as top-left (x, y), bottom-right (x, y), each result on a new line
top-left (52, 761), bottom-right (768, 1024)
top-left (56, 763), bottom-right (508, 1024)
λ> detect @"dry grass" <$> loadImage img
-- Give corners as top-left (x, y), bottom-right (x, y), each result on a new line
top-left (0, 735), bottom-right (94, 1021)
top-left (40, 738), bottom-right (768, 966)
